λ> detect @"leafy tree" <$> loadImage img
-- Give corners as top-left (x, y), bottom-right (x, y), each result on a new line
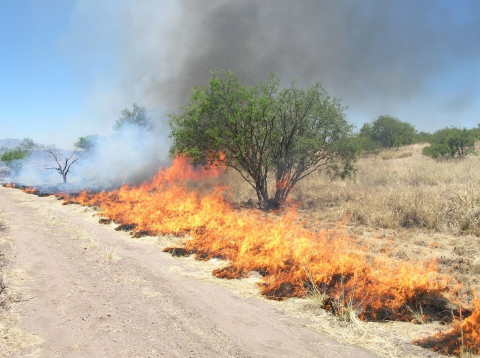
top-left (423, 127), bottom-right (476, 159)
top-left (19, 138), bottom-right (36, 150)
top-left (469, 124), bottom-right (480, 140)
top-left (0, 138), bottom-right (35, 174)
top-left (361, 115), bottom-right (416, 150)
top-left (114, 103), bottom-right (153, 133)
top-left (169, 71), bottom-right (356, 208)
top-left (0, 148), bottom-right (29, 173)
top-left (357, 123), bottom-right (381, 153)
top-left (74, 135), bottom-right (99, 152)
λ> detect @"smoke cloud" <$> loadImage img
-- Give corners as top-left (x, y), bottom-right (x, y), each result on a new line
top-left (68, 0), bottom-right (480, 132)
top-left (14, 126), bottom-right (171, 190)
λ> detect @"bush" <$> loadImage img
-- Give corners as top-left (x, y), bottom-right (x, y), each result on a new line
top-left (74, 135), bottom-right (99, 152)
top-left (359, 115), bottom-right (417, 151)
top-left (0, 148), bottom-right (30, 173)
top-left (423, 127), bottom-right (476, 159)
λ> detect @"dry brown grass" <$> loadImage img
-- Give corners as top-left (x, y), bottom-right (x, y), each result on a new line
top-left (292, 144), bottom-right (480, 235)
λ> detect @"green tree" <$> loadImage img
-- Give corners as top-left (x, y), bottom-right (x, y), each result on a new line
top-left (0, 148), bottom-right (29, 173)
top-left (469, 124), bottom-right (480, 140)
top-left (169, 71), bottom-right (356, 208)
top-left (0, 138), bottom-right (35, 174)
top-left (19, 138), bottom-right (36, 150)
top-left (74, 135), bottom-right (99, 152)
top-left (414, 131), bottom-right (433, 144)
top-left (114, 103), bottom-right (153, 133)
top-left (423, 127), bottom-right (476, 159)
top-left (357, 123), bottom-right (381, 152)
top-left (369, 115), bottom-right (416, 149)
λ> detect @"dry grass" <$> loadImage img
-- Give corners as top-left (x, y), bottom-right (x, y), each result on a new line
top-left (289, 144), bottom-right (480, 234)
top-left (102, 245), bottom-right (121, 261)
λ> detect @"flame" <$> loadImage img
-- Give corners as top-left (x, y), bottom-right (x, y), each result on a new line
top-left (62, 156), bottom-right (452, 322)
top-left (415, 299), bottom-right (480, 355)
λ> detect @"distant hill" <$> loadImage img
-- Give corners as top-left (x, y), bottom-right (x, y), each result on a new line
top-left (0, 138), bottom-right (21, 149)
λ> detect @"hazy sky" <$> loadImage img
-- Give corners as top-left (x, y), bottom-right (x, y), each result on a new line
top-left (1, 0), bottom-right (480, 148)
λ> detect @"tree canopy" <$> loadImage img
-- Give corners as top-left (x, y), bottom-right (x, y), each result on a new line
top-left (74, 135), bottom-right (99, 152)
top-left (169, 71), bottom-right (356, 208)
top-left (114, 103), bottom-right (153, 133)
top-left (0, 148), bottom-right (29, 173)
top-left (423, 127), bottom-right (476, 159)
top-left (0, 138), bottom-right (35, 174)
top-left (360, 115), bottom-right (416, 150)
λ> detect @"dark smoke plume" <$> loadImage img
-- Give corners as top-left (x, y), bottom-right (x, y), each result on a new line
top-left (65, 0), bottom-right (480, 139)
top-left (151, 0), bottom-right (480, 129)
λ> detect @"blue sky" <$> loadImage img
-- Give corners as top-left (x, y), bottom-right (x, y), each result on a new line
top-left (1, 1), bottom-right (83, 146)
top-left (1, 1), bottom-right (480, 148)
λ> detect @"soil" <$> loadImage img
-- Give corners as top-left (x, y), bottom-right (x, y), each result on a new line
top-left (0, 186), bottom-right (379, 358)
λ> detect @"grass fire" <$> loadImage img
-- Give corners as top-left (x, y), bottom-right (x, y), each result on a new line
top-left (3, 72), bottom-right (480, 356)
top-left (52, 154), bottom-right (478, 356)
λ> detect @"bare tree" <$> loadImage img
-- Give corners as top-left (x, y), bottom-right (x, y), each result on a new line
top-left (43, 146), bottom-right (79, 184)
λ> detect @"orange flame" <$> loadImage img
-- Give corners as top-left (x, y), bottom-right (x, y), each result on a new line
top-left (62, 156), bottom-right (452, 322)
top-left (415, 299), bottom-right (480, 355)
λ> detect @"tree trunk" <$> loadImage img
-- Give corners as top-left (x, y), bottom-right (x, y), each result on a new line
top-left (62, 174), bottom-right (67, 184)
top-left (273, 187), bottom-right (287, 205)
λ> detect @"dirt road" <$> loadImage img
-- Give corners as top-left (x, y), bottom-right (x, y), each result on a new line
top-left (0, 186), bottom-right (378, 358)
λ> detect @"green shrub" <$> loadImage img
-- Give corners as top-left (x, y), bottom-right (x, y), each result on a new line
top-left (359, 115), bottom-right (417, 151)
top-left (74, 135), bottom-right (99, 152)
top-left (0, 148), bottom-right (30, 173)
top-left (423, 127), bottom-right (476, 159)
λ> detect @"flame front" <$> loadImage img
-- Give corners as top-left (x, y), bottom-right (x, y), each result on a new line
top-left (415, 299), bottom-right (480, 355)
top-left (63, 157), bottom-right (452, 322)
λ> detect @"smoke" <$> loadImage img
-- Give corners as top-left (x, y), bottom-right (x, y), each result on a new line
top-left (70, 0), bottom-right (480, 132)
top-left (14, 125), bottom-right (171, 190)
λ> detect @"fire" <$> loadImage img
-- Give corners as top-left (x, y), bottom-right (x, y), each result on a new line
top-left (415, 299), bottom-right (480, 355)
top-left (63, 157), bottom-right (452, 322)
top-left (6, 155), bottom-right (478, 354)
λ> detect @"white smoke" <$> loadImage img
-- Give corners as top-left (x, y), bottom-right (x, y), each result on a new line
top-left (14, 124), bottom-right (171, 191)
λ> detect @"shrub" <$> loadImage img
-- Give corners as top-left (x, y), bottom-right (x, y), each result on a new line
top-left (359, 115), bottom-right (417, 151)
top-left (0, 148), bottom-right (30, 173)
top-left (423, 127), bottom-right (476, 159)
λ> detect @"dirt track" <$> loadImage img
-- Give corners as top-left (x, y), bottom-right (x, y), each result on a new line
top-left (0, 186), bottom-right (379, 357)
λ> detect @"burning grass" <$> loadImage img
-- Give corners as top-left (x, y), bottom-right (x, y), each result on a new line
top-left (9, 154), bottom-right (480, 355)
top-left (62, 158), bottom-right (454, 319)
top-left (415, 299), bottom-right (480, 355)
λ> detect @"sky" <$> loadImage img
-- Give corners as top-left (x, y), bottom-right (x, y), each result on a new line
top-left (1, 0), bottom-right (480, 149)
